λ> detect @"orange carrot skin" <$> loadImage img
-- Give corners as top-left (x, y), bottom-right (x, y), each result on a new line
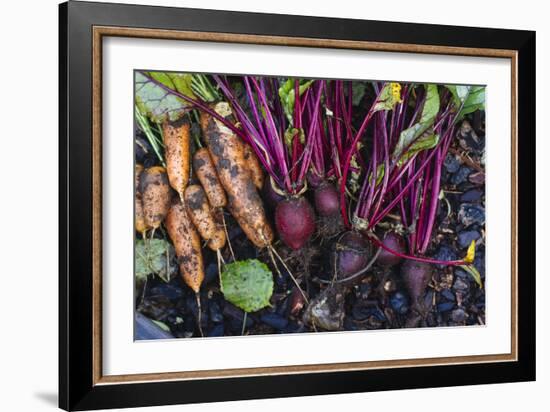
top-left (193, 148), bottom-right (227, 208)
top-left (141, 166), bottom-right (172, 229)
top-left (163, 118), bottom-right (190, 199)
top-left (135, 164), bottom-right (148, 235)
top-left (243, 144), bottom-right (264, 190)
top-left (200, 102), bottom-right (272, 247)
top-left (207, 208), bottom-right (227, 251)
top-left (184, 184), bottom-right (217, 241)
top-left (165, 200), bottom-right (204, 293)
top-left (227, 203), bottom-right (274, 249)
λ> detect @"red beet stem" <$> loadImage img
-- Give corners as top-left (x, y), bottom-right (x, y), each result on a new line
top-left (366, 234), bottom-right (465, 266)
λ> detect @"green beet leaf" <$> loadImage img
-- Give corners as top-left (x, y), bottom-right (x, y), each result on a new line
top-left (220, 259), bottom-right (274, 313)
top-left (397, 132), bottom-right (440, 166)
top-left (135, 71), bottom-right (195, 123)
top-left (393, 84), bottom-right (440, 162)
top-left (445, 85), bottom-right (485, 121)
top-left (278, 78), bottom-right (314, 124)
top-left (373, 82), bottom-right (402, 112)
top-left (460, 264), bottom-right (483, 289)
top-left (135, 238), bottom-right (176, 283)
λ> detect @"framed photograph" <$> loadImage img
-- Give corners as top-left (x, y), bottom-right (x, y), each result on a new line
top-left (59, 1), bottom-right (535, 410)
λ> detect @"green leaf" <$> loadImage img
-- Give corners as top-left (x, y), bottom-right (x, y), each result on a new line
top-left (460, 264), bottom-right (483, 288)
top-left (348, 142), bottom-right (364, 193)
top-left (151, 320), bottom-right (171, 332)
top-left (398, 133), bottom-right (440, 166)
top-left (278, 79), bottom-right (314, 124)
top-left (351, 81), bottom-right (367, 106)
top-left (284, 127), bottom-right (305, 149)
top-left (368, 164), bottom-right (386, 186)
top-left (135, 238), bottom-right (176, 283)
top-left (135, 71), bottom-right (194, 123)
top-left (393, 84), bottom-right (440, 161)
top-left (373, 82), bottom-right (402, 112)
top-left (445, 85), bottom-right (485, 121)
top-left (220, 259), bottom-right (274, 313)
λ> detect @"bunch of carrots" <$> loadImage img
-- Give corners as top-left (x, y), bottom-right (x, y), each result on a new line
top-left (135, 72), bottom-right (483, 330)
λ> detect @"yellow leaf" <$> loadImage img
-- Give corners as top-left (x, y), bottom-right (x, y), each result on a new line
top-left (464, 240), bottom-right (476, 263)
top-left (391, 82), bottom-right (403, 103)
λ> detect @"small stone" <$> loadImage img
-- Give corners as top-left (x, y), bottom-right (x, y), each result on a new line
top-left (458, 204), bottom-right (485, 227)
top-left (444, 154), bottom-right (461, 173)
top-left (390, 292), bottom-right (409, 315)
top-left (453, 277), bottom-right (470, 292)
top-left (207, 324), bottom-right (224, 337)
top-left (356, 283), bottom-right (371, 300)
top-left (460, 189), bottom-right (483, 203)
top-left (433, 245), bottom-right (458, 268)
top-left (437, 302), bottom-right (455, 313)
top-left (457, 230), bottom-right (481, 249)
top-left (454, 268), bottom-right (469, 279)
top-left (209, 301), bottom-right (223, 323)
top-left (451, 308), bottom-right (467, 323)
top-left (441, 289), bottom-right (456, 301)
top-left (283, 322), bottom-right (305, 334)
top-left (451, 166), bottom-right (472, 185)
top-left (303, 287), bottom-right (345, 331)
top-left (260, 313), bottom-right (288, 330)
top-left (468, 172), bottom-right (485, 185)
top-left (148, 283), bottom-right (183, 301)
top-left (204, 262), bottom-right (219, 285)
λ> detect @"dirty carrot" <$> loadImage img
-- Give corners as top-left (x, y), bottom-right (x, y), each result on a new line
top-left (193, 148), bottom-right (227, 208)
top-left (184, 184), bottom-right (218, 244)
top-left (243, 143), bottom-right (264, 190)
top-left (140, 166), bottom-right (172, 233)
top-left (135, 164), bottom-right (148, 237)
top-left (163, 118), bottom-right (191, 202)
top-left (165, 199), bottom-right (205, 336)
top-left (200, 102), bottom-right (273, 248)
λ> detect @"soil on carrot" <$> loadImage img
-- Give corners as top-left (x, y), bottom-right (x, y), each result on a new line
top-left (135, 115), bottom-right (485, 339)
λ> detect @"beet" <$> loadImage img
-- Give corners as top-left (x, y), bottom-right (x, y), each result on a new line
top-left (262, 179), bottom-right (285, 210)
top-left (376, 232), bottom-right (406, 267)
top-left (275, 196), bottom-right (316, 250)
top-left (401, 260), bottom-right (433, 307)
top-left (306, 171), bottom-right (324, 189)
top-left (334, 231), bottom-right (371, 277)
top-left (314, 183), bottom-right (340, 217)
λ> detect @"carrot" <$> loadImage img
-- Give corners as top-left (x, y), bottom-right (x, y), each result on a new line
top-left (165, 199), bottom-right (204, 293)
top-left (184, 184), bottom-right (217, 243)
top-left (141, 166), bottom-right (172, 231)
top-left (243, 143), bottom-right (264, 190)
top-left (135, 164), bottom-right (148, 237)
top-left (165, 199), bottom-right (205, 336)
top-left (193, 148), bottom-right (227, 208)
top-left (224, 201), bottom-right (273, 249)
top-left (163, 118), bottom-right (190, 202)
top-left (200, 102), bottom-right (273, 248)
top-left (208, 208), bottom-right (227, 251)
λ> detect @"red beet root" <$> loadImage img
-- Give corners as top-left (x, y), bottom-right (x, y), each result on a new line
top-left (377, 232), bottom-right (406, 267)
top-left (314, 183), bottom-right (340, 217)
top-left (275, 197), bottom-right (316, 250)
top-left (335, 231), bottom-right (371, 277)
top-left (401, 260), bottom-right (433, 306)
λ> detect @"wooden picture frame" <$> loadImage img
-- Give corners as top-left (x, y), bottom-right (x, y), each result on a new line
top-left (59, 1), bottom-right (535, 410)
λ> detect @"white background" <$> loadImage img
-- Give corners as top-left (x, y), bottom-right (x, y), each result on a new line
top-left (0, 0), bottom-right (547, 411)
top-left (103, 37), bottom-right (511, 376)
